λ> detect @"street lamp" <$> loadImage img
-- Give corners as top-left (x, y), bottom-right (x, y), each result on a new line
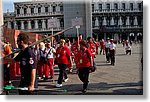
top-left (51, 17), bottom-right (54, 46)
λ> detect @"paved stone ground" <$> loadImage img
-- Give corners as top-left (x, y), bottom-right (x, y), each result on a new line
top-left (2, 43), bottom-right (143, 95)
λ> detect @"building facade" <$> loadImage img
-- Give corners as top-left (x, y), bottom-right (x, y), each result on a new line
top-left (4, 0), bottom-right (64, 40)
top-left (92, 0), bottom-right (143, 42)
top-left (3, 0), bottom-right (143, 42)
top-left (0, 0), bottom-right (3, 27)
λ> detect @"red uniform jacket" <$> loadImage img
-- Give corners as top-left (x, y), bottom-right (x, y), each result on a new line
top-left (75, 48), bottom-right (92, 68)
top-left (56, 46), bottom-right (71, 65)
top-left (87, 42), bottom-right (96, 59)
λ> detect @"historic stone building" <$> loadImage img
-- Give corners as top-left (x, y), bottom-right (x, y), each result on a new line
top-left (3, 0), bottom-right (143, 42)
top-left (0, 0), bottom-right (3, 27)
top-left (4, 0), bottom-right (64, 40)
top-left (3, 0), bottom-right (92, 41)
top-left (92, 0), bottom-right (143, 42)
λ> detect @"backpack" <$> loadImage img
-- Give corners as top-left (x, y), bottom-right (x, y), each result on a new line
top-left (39, 48), bottom-right (51, 63)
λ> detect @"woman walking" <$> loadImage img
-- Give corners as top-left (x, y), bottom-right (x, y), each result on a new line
top-left (55, 39), bottom-right (73, 87)
top-left (74, 41), bottom-right (93, 93)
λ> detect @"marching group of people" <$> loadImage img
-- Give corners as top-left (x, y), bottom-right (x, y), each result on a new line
top-left (1, 32), bottom-right (134, 95)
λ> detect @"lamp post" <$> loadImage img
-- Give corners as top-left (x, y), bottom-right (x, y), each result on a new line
top-left (51, 17), bottom-right (54, 46)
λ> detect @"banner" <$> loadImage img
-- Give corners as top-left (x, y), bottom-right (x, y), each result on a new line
top-left (3, 27), bottom-right (42, 48)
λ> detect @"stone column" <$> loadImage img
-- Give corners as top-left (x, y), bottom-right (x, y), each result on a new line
top-left (27, 6), bottom-right (31, 14)
top-left (49, 5), bottom-right (52, 12)
top-left (85, 0), bottom-right (92, 38)
top-left (111, 2), bottom-right (114, 10)
top-left (34, 7), bottom-right (38, 13)
top-left (102, 2), bottom-right (106, 11)
top-left (134, 16), bottom-right (138, 26)
top-left (56, 19), bottom-right (60, 28)
top-left (133, 2), bottom-right (137, 10)
top-left (118, 16), bottom-right (123, 26)
top-left (126, 16), bottom-right (130, 26)
top-left (41, 5), bottom-right (45, 13)
top-left (103, 16), bottom-right (107, 26)
top-left (126, 2), bottom-right (129, 10)
top-left (7, 21), bottom-right (11, 28)
top-left (34, 20), bottom-right (38, 29)
top-left (42, 19), bottom-right (46, 29)
top-left (21, 21), bottom-right (24, 30)
top-left (14, 21), bottom-right (17, 29)
top-left (95, 17), bottom-right (99, 27)
top-left (110, 17), bottom-right (114, 26)
top-left (94, 3), bottom-right (99, 12)
top-left (0, 0), bottom-right (3, 27)
top-left (56, 4), bottom-right (60, 12)
top-left (27, 20), bottom-right (31, 29)
top-left (118, 2), bottom-right (121, 11)
top-left (21, 7), bottom-right (24, 14)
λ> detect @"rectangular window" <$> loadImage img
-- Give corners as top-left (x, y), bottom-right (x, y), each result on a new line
top-left (138, 3), bottom-right (142, 10)
top-left (53, 6), bottom-right (56, 12)
top-left (99, 4), bottom-right (102, 11)
top-left (45, 7), bottom-right (48, 12)
top-left (92, 4), bottom-right (94, 12)
top-left (114, 3), bottom-right (118, 10)
top-left (38, 7), bottom-right (41, 13)
top-left (31, 8), bottom-right (34, 13)
top-left (122, 3), bottom-right (125, 10)
top-left (130, 3), bottom-right (133, 10)
top-left (60, 6), bottom-right (63, 12)
top-left (24, 8), bottom-right (27, 14)
top-left (106, 3), bottom-right (110, 11)
top-left (17, 9), bottom-right (20, 14)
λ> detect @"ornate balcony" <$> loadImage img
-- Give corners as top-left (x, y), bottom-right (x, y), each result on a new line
top-left (92, 9), bottom-right (142, 14)
top-left (16, 11), bottom-right (63, 18)
top-left (21, 27), bottom-right (64, 33)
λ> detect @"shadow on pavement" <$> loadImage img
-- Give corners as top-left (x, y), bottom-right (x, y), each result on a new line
top-left (37, 81), bottom-right (143, 95)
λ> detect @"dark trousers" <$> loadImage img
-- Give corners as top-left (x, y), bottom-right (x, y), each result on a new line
top-left (105, 48), bottom-right (110, 62)
top-left (4, 64), bottom-right (10, 85)
top-left (58, 64), bottom-right (68, 84)
top-left (78, 68), bottom-right (90, 89)
top-left (126, 50), bottom-right (131, 55)
top-left (110, 50), bottom-right (115, 65)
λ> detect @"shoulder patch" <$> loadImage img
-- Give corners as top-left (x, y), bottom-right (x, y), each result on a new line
top-left (29, 58), bottom-right (34, 64)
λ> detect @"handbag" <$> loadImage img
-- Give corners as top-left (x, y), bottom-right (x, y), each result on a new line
top-left (90, 61), bottom-right (97, 72)
top-left (86, 50), bottom-right (97, 72)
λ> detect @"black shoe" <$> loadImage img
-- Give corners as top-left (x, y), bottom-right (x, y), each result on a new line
top-left (82, 89), bottom-right (87, 93)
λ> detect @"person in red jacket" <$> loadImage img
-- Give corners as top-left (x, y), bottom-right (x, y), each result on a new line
top-left (100, 39), bottom-right (105, 55)
top-left (55, 39), bottom-right (73, 87)
top-left (74, 41), bottom-right (93, 93)
top-left (95, 39), bottom-right (100, 55)
top-left (87, 37), bottom-right (96, 59)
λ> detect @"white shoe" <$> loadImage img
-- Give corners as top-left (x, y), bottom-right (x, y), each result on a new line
top-left (56, 84), bottom-right (62, 88)
top-left (63, 78), bottom-right (69, 82)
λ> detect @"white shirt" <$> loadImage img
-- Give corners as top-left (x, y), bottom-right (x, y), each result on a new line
top-left (45, 47), bottom-right (56, 59)
top-left (67, 45), bottom-right (72, 51)
top-left (109, 43), bottom-right (116, 50)
top-left (105, 42), bottom-right (111, 48)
